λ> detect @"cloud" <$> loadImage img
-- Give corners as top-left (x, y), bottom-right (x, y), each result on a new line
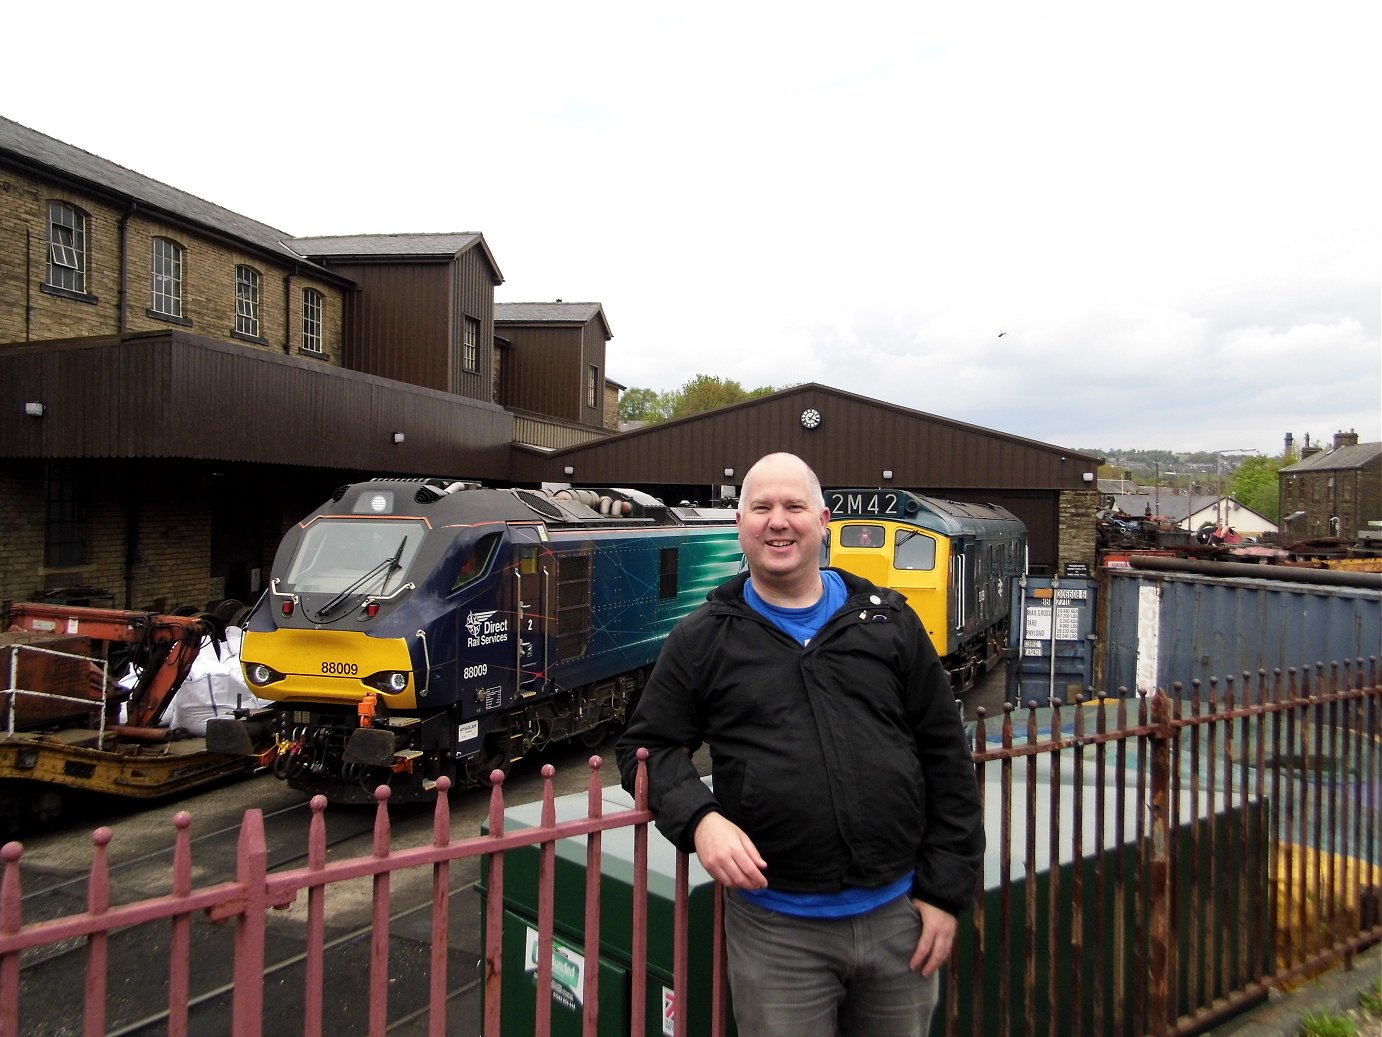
top-left (3, 0), bottom-right (1377, 458)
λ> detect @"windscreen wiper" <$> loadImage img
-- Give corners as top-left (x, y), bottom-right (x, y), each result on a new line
top-left (313, 536), bottom-right (408, 620)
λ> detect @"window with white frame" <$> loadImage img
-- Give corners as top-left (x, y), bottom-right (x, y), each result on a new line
top-left (150, 237), bottom-right (184, 317)
top-left (235, 265), bottom-right (261, 337)
top-left (46, 201), bottom-right (88, 294)
top-left (587, 364), bottom-right (598, 409)
top-left (463, 316), bottom-right (479, 372)
top-left (302, 288), bottom-right (324, 353)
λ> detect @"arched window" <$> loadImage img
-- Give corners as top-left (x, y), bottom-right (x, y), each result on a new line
top-left (150, 237), bottom-right (184, 317)
top-left (46, 201), bottom-right (88, 294)
top-left (235, 265), bottom-right (261, 337)
top-left (302, 288), bottom-right (324, 353)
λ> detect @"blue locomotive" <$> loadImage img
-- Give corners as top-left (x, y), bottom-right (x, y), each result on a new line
top-left (207, 478), bottom-right (742, 802)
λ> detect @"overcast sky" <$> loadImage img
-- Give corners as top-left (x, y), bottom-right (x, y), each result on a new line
top-left (5, 2), bottom-right (1377, 458)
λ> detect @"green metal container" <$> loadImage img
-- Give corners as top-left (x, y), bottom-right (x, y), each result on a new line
top-left (479, 783), bottom-right (732, 1037)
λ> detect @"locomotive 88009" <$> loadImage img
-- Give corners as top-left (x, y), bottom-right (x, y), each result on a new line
top-left (206, 478), bottom-right (742, 802)
top-left (826, 488), bottom-right (1027, 692)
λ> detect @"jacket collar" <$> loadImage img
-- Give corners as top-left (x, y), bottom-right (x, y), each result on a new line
top-left (709, 568), bottom-right (905, 611)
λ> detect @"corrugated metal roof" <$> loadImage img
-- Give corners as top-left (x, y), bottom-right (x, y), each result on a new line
top-left (0, 330), bottom-right (514, 473)
top-left (0, 115), bottom-right (333, 274)
top-left (495, 302), bottom-right (611, 338)
top-left (574, 382), bottom-right (1102, 463)
top-left (1281, 442), bottom-right (1382, 472)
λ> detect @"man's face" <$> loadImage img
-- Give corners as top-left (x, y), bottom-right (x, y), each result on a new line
top-left (736, 459), bottom-right (830, 588)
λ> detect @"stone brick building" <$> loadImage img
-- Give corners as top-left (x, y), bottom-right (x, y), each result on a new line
top-left (1278, 430), bottom-right (1382, 541)
top-left (2, 114), bottom-right (1104, 612)
top-left (0, 116), bottom-right (529, 611)
top-left (0, 126), bottom-right (349, 362)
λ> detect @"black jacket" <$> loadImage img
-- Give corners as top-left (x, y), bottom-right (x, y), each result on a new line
top-left (616, 569), bottom-right (984, 915)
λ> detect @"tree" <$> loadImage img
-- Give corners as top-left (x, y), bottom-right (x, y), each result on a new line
top-left (668, 375), bottom-right (756, 419)
top-left (1230, 455), bottom-right (1287, 522)
top-left (619, 375), bottom-right (781, 425)
top-left (617, 386), bottom-right (671, 423)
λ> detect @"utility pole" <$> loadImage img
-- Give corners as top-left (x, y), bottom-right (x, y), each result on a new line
top-left (1212, 448), bottom-right (1255, 527)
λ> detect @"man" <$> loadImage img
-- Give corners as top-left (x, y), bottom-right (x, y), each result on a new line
top-left (616, 452), bottom-right (984, 1037)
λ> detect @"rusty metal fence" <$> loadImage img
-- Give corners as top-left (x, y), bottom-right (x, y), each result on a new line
top-left (1, 659), bottom-right (1378, 1037)
top-left (962, 658), bottom-right (1381, 1037)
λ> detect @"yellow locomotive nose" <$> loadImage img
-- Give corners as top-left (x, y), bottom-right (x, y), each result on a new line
top-left (241, 628), bottom-right (418, 710)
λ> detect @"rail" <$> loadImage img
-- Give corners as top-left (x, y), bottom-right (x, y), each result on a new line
top-left (0, 660), bottom-right (1377, 1037)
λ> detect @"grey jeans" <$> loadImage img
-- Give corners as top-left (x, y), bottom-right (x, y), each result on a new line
top-left (723, 891), bottom-right (940, 1037)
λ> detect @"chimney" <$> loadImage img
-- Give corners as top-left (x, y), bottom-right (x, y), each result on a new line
top-left (1301, 433), bottom-right (1323, 459)
top-left (1333, 428), bottom-right (1359, 450)
top-left (1283, 432), bottom-right (1294, 459)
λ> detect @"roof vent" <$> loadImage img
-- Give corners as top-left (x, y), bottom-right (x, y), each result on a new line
top-left (414, 479), bottom-right (482, 503)
top-left (511, 489), bottom-right (566, 520)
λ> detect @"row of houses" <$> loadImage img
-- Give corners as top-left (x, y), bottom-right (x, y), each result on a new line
top-left (1099, 429), bottom-right (1381, 543)
top-left (3, 113), bottom-right (1371, 615)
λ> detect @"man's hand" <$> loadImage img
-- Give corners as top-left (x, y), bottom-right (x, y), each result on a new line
top-left (692, 813), bottom-right (769, 889)
top-left (908, 900), bottom-right (957, 976)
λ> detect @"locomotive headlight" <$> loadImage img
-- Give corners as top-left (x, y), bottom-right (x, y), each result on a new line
top-left (364, 670), bottom-right (410, 694)
top-left (245, 662), bottom-right (284, 687)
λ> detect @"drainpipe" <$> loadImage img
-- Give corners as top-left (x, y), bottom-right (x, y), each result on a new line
top-left (117, 201), bottom-right (137, 332)
top-left (25, 228), bottom-right (33, 340)
top-left (123, 489), bottom-right (140, 609)
top-left (283, 265), bottom-right (296, 354)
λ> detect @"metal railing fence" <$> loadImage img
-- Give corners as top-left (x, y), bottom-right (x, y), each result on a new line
top-left (960, 657), bottom-right (1380, 1037)
top-left (0, 659), bottom-right (1376, 1037)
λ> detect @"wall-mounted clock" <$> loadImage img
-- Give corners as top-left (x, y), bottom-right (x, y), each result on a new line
top-left (800, 408), bottom-right (822, 430)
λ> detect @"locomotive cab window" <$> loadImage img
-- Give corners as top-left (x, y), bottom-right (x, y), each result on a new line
top-left (893, 529), bottom-right (938, 571)
top-left (840, 524), bottom-right (885, 548)
top-left (284, 518), bottom-right (427, 593)
top-left (451, 532), bottom-right (501, 593)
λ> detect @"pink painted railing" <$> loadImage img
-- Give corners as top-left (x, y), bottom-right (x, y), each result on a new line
top-left (0, 751), bottom-right (730, 1037)
top-left (1, 664), bottom-right (1378, 1037)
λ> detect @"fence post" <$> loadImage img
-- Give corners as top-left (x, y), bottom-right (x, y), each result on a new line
top-left (0, 843), bottom-right (22, 1037)
top-left (1145, 690), bottom-right (1175, 1036)
top-left (233, 809), bottom-right (268, 1037)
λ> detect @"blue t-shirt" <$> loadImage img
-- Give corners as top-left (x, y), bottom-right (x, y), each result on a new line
top-left (743, 568), bottom-right (847, 645)
top-left (739, 569), bottom-right (916, 917)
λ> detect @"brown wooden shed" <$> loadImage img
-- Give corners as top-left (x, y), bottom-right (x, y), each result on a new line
top-left (288, 233), bottom-right (504, 402)
top-left (512, 383), bottom-right (1104, 573)
top-left (495, 302), bottom-right (612, 429)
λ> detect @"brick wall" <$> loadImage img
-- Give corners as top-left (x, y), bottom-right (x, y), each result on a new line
top-left (0, 467), bottom-right (46, 608)
top-left (0, 464), bottom-right (214, 613)
top-left (0, 169), bottom-right (122, 341)
top-left (602, 383), bottom-right (619, 432)
top-left (1280, 459), bottom-right (1382, 540)
top-left (1057, 489), bottom-right (1100, 571)
top-left (1, 165), bottom-right (343, 361)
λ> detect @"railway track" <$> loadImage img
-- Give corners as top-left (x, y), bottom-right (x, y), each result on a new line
top-left (5, 734), bottom-right (618, 1036)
